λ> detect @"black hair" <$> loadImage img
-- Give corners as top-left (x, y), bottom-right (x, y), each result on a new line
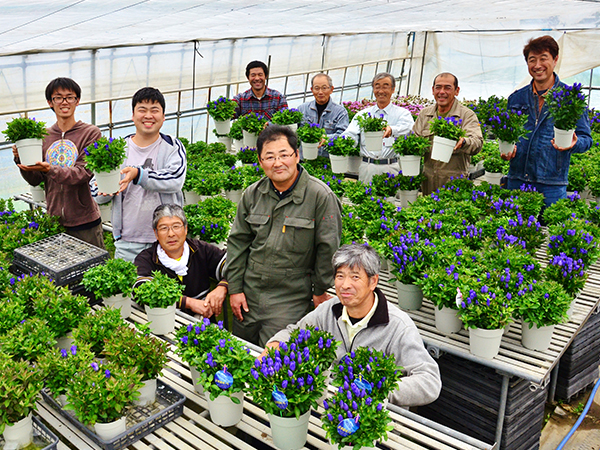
top-left (523, 35), bottom-right (559, 60)
top-left (245, 61), bottom-right (269, 79)
top-left (131, 87), bottom-right (166, 112)
top-left (257, 124), bottom-right (298, 158)
top-left (433, 73), bottom-right (459, 89)
top-left (45, 77), bottom-right (81, 103)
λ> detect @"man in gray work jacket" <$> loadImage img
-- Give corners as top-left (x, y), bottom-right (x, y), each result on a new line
top-left (226, 124), bottom-right (343, 347)
top-left (266, 243), bottom-right (441, 407)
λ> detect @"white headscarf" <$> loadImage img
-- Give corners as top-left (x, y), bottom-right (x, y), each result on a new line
top-left (157, 241), bottom-right (190, 276)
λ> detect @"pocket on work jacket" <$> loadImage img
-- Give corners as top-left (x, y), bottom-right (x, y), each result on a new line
top-left (282, 216), bottom-right (315, 253)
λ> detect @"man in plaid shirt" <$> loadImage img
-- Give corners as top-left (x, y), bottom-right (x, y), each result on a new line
top-left (233, 60), bottom-right (288, 120)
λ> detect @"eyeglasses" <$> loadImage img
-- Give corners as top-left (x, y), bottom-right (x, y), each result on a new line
top-left (52, 96), bottom-right (78, 104)
top-left (312, 86), bottom-right (332, 92)
top-left (157, 223), bottom-right (185, 234)
top-left (260, 153), bottom-right (296, 163)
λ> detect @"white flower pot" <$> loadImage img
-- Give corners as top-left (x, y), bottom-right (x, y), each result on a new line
top-left (399, 155), bottom-right (421, 176)
top-left (521, 319), bottom-right (555, 352)
top-left (268, 409), bottom-right (311, 450)
top-left (95, 169), bottom-right (122, 195)
top-left (217, 135), bottom-right (232, 150)
top-left (477, 160), bottom-right (484, 171)
top-left (56, 332), bottom-right (74, 350)
top-left (94, 416), bottom-right (126, 441)
top-left (302, 142), bottom-right (319, 160)
top-left (144, 303), bottom-right (176, 335)
top-left (15, 138), bottom-right (43, 166)
top-left (225, 189), bottom-right (243, 203)
top-left (3, 413), bottom-right (33, 449)
top-left (395, 281), bottom-right (423, 310)
top-left (98, 201), bottom-right (112, 222)
top-left (363, 130), bottom-right (384, 155)
top-left (190, 366), bottom-right (205, 394)
top-left (242, 130), bottom-right (258, 149)
top-left (385, 196), bottom-right (397, 204)
top-left (347, 155), bottom-right (362, 173)
top-left (430, 136), bottom-right (456, 163)
top-left (214, 118), bottom-right (231, 135)
top-left (329, 155), bottom-right (349, 173)
top-left (30, 184), bottom-right (45, 202)
top-left (184, 190), bottom-right (201, 206)
top-left (435, 306), bottom-right (462, 334)
top-left (399, 189), bottom-right (419, 208)
top-left (380, 258), bottom-right (389, 272)
top-left (206, 391), bottom-right (244, 427)
top-left (233, 139), bottom-right (243, 153)
top-left (468, 164), bottom-right (478, 174)
top-left (104, 293), bottom-right (131, 319)
top-left (554, 127), bottom-right (575, 149)
top-left (285, 123), bottom-right (298, 132)
top-left (134, 378), bottom-right (157, 406)
top-left (469, 327), bottom-right (503, 360)
top-left (485, 172), bottom-right (503, 185)
top-left (498, 140), bottom-right (515, 155)
top-left (59, 394), bottom-right (69, 408)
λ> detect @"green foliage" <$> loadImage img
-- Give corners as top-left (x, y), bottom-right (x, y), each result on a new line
top-left (133, 271), bottom-right (183, 309)
top-left (341, 205), bottom-right (366, 245)
top-left (2, 117), bottom-right (48, 142)
top-left (84, 137), bottom-right (127, 173)
top-left (545, 253), bottom-right (587, 297)
top-left (238, 112), bottom-right (268, 135)
top-left (371, 172), bottom-right (399, 199)
top-left (468, 95), bottom-right (508, 138)
top-left (65, 360), bottom-right (143, 425)
top-left (228, 120), bottom-right (244, 140)
top-left (0, 297), bottom-right (27, 335)
top-left (393, 133), bottom-right (430, 156)
top-left (542, 196), bottom-right (589, 225)
top-left (38, 342), bottom-right (94, 398)
top-left (396, 173), bottom-right (425, 191)
top-left (546, 83), bottom-right (588, 131)
top-left (72, 307), bottom-right (126, 356)
top-left (175, 318), bottom-right (229, 365)
top-left (10, 274), bottom-right (56, 316)
top-left (548, 220), bottom-right (599, 268)
top-left (511, 189), bottom-right (545, 220)
top-left (0, 317), bottom-right (56, 361)
top-left (486, 108), bottom-right (529, 143)
top-left (483, 154), bottom-right (508, 174)
top-left (184, 196), bottom-right (234, 243)
top-left (271, 108), bottom-right (303, 125)
top-left (457, 282), bottom-right (514, 330)
top-left (326, 135), bottom-right (356, 156)
top-left (297, 122), bottom-right (326, 143)
top-left (82, 258), bottom-right (137, 299)
top-left (223, 166), bottom-right (245, 191)
top-left (302, 157), bottom-right (334, 178)
top-left (206, 96), bottom-right (237, 121)
top-left (239, 162), bottom-right (264, 188)
top-left (317, 174), bottom-right (345, 198)
top-left (187, 171), bottom-right (225, 196)
top-left (32, 287), bottom-right (90, 338)
top-left (418, 263), bottom-right (477, 310)
top-left (344, 180), bottom-right (373, 204)
top-left (388, 232), bottom-right (437, 285)
top-left (429, 116), bottom-right (467, 141)
top-left (356, 112), bottom-right (387, 132)
top-left (0, 358), bottom-right (44, 431)
top-left (104, 325), bottom-right (169, 380)
top-left (567, 163), bottom-right (587, 193)
top-left (236, 146), bottom-right (259, 164)
top-left (513, 279), bottom-right (571, 327)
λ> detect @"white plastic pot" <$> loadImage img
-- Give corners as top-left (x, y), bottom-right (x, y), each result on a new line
top-left (104, 293), bottom-right (131, 319)
top-left (554, 127), bottom-right (575, 149)
top-left (399, 155), bottom-right (421, 176)
top-left (216, 135), bottom-right (232, 150)
top-left (399, 189), bottom-right (418, 208)
top-left (184, 190), bottom-right (202, 206)
top-left (498, 141), bottom-right (515, 155)
top-left (233, 139), bottom-right (243, 153)
top-left (98, 201), bottom-right (112, 222)
top-left (364, 131), bottom-right (384, 154)
top-left (469, 327), bottom-right (503, 359)
top-left (347, 155), bottom-right (362, 173)
top-left (521, 320), bottom-right (555, 352)
top-left (144, 303), bottom-right (176, 335)
top-left (285, 123), bottom-right (298, 132)
top-left (206, 391), bottom-right (244, 427)
top-left (225, 189), bottom-right (243, 203)
top-left (329, 155), bottom-right (349, 173)
top-left (134, 378), bottom-right (157, 406)
top-left (395, 281), bottom-right (423, 310)
top-left (485, 172), bottom-right (503, 185)
top-left (434, 306), bottom-right (462, 334)
top-left (3, 413), bottom-right (33, 449)
top-left (268, 409), bottom-right (311, 450)
top-left (56, 332), bottom-right (74, 350)
top-left (15, 139), bottom-right (43, 166)
top-left (95, 169), bottom-right (122, 195)
top-left (94, 416), bottom-right (126, 441)
top-left (213, 118), bottom-right (231, 135)
top-left (30, 185), bottom-right (45, 202)
top-left (190, 366), bottom-right (205, 394)
top-left (430, 136), bottom-right (456, 163)
top-left (242, 130), bottom-right (258, 149)
top-left (302, 142), bottom-right (319, 160)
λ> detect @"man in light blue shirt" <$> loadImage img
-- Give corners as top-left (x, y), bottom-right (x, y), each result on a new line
top-left (298, 73), bottom-right (349, 157)
top-left (343, 73), bottom-right (414, 183)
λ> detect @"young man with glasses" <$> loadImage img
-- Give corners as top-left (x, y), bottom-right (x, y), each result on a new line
top-left (134, 204), bottom-right (227, 319)
top-left (13, 77), bottom-right (105, 248)
top-left (226, 124), bottom-right (342, 347)
top-left (298, 73), bottom-right (349, 157)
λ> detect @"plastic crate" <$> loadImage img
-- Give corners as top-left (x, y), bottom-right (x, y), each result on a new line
top-left (41, 380), bottom-right (184, 450)
top-left (0, 416), bottom-right (59, 450)
top-left (12, 233), bottom-right (108, 286)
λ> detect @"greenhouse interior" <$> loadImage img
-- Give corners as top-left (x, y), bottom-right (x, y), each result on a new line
top-left (1, 1), bottom-right (600, 450)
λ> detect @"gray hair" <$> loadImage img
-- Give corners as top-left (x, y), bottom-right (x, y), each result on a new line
top-left (372, 72), bottom-right (396, 90)
top-left (152, 204), bottom-right (187, 230)
top-left (311, 73), bottom-right (333, 88)
top-left (332, 244), bottom-right (381, 278)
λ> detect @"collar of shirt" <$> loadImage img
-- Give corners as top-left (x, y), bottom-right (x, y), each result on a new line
top-left (340, 291), bottom-right (379, 343)
top-left (270, 164), bottom-right (303, 199)
top-left (244, 87), bottom-right (274, 101)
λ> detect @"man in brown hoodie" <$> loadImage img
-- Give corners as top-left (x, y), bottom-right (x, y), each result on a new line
top-left (13, 77), bottom-right (105, 248)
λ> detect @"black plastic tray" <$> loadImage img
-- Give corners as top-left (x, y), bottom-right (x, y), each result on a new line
top-left (41, 380), bottom-right (184, 450)
top-left (0, 416), bottom-right (58, 450)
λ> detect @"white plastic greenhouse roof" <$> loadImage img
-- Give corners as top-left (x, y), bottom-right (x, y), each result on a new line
top-left (1, 0), bottom-right (600, 56)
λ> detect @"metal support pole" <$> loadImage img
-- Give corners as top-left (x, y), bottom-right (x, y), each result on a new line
top-left (549, 362), bottom-right (560, 403)
top-left (495, 372), bottom-right (510, 448)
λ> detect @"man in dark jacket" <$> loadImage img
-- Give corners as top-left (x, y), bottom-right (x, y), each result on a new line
top-left (134, 204), bottom-right (228, 318)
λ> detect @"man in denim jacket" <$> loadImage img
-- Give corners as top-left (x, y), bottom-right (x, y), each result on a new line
top-left (503, 35), bottom-right (592, 207)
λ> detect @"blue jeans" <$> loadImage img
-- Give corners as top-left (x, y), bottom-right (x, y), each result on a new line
top-left (506, 178), bottom-right (567, 208)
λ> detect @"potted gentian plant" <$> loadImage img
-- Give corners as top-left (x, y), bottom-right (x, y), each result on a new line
top-left (2, 116), bottom-right (48, 166)
top-left (0, 357), bottom-right (44, 449)
top-left (72, 307), bottom-right (126, 357)
top-left (483, 154), bottom-right (508, 185)
top-left (357, 113), bottom-right (387, 154)
top-left (545, 82), bottom-right (587, 148)
top-left (223, 166), bottom-right (245, 203)
top-left (392, 133), bottom-right (429, 176)
top-left (297, 123), bottom-right (326, 160)
top-left (206, 96), bottom-right (237, 135)
top-left (272, 108), bottom-right (303, 131)
top-left (237, 146), bottom-right (259, 165)
top-left (396, 173), bottom-right (424, 208)
top-left (104, 324), bottom-right (169, 407)
top-left (65, 360), bottom-right (143, 441)
top-left (327, 135), bottom-right (355, 173)
top-left (0, 317), bottom-right (56, 361)
top-left (85, 136), bottom-right (127, 194)
top-left (371, 172), bottom-right (399, 202)
top-left (486, 109), bottom-right (529, 154)
top-left (429, 116), bottom-right (466, 163)
top-left (82, 258), bottom-right (138, 318)
top-left (238, 112), bottom-right (268, 148)
top-left (133, 271), bottom-right (183, 335)
top-left (545, 252), bottom-right (587, 298)
top-left (229, 120), bottom-right (244, 152)
top-left (195, 331), bottom-right (254, 427)
top-left (547, 220), bottom-right (599, 269)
